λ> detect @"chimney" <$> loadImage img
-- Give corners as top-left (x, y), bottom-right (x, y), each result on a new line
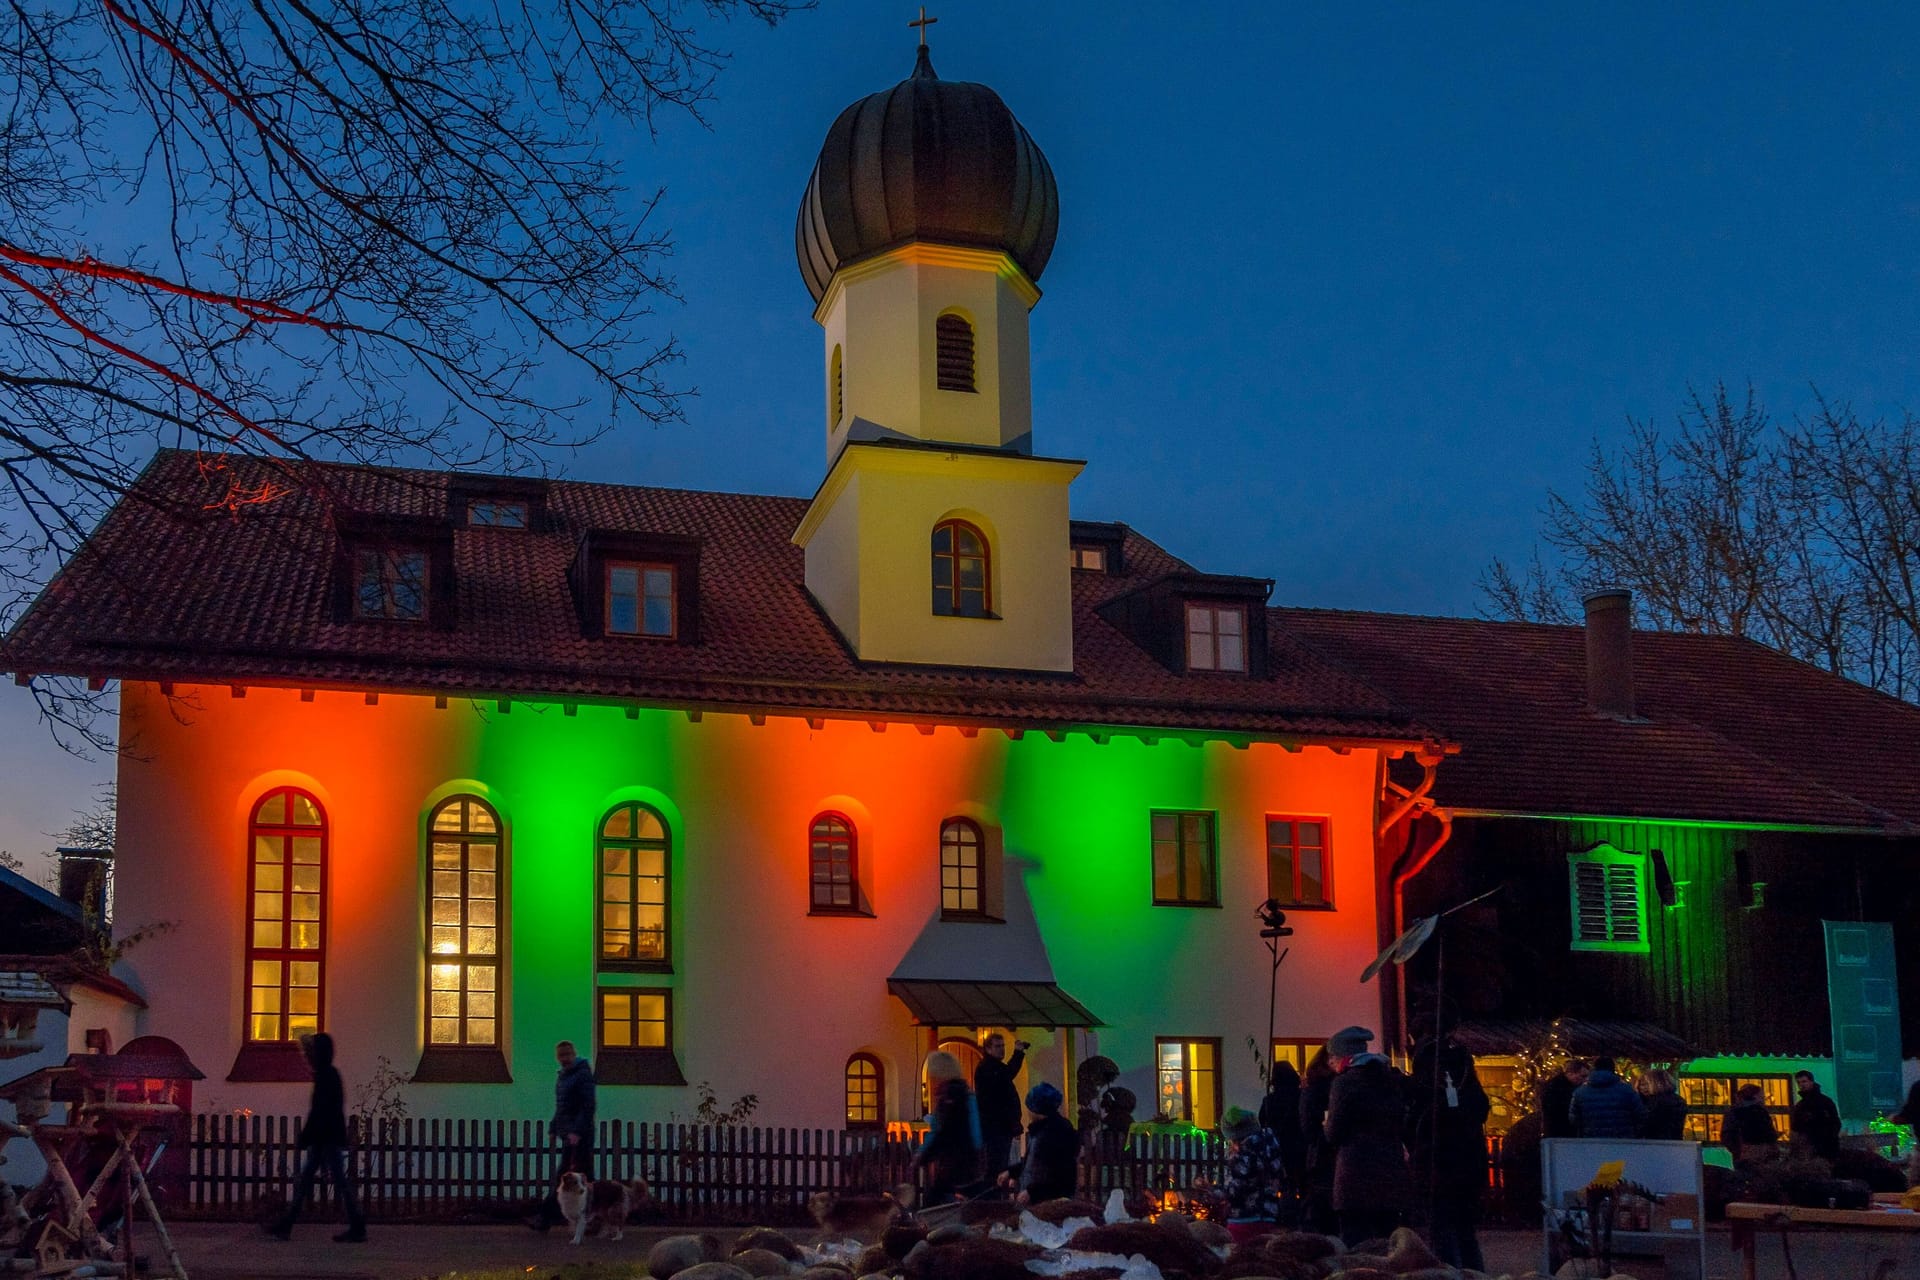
top-left (1582, 588), bottom-right (1635, 718)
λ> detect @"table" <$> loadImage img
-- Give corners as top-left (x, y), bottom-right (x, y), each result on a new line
top-left (1725, 1200), bottom-right (1920, 1280)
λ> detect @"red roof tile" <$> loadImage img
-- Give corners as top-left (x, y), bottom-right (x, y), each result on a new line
top-left (0, 452), bottom-right (1429, 744)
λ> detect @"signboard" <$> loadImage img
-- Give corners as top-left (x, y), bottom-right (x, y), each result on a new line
top-left (1823, 920), bottom-right (1905, 1122)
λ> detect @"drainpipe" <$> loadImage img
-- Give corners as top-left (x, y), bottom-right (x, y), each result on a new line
top-left (1389, 806), bottom-right (1454, 1054)
top-left (1374, 744), bottom-right (1452, 1055)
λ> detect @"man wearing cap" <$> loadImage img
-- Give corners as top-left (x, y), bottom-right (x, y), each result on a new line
top-left (1221, 1105), bottom-right (1286, 1241)
top-left (1322, 1025), bottom-right (1413, 1246)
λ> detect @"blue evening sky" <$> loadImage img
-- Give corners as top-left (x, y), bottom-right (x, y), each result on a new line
top-left (4, 2), bottom-right (1918, 869)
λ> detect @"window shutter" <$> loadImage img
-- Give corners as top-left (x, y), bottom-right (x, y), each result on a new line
top-left (1573, 861), bottom-right (1613, 943)
top-left (1568, 848), bottom-right (1647, 951)
top-left (936, 314), bottom-right (975, 392)
top-left (1605, 862), bottom-right (1641, 943)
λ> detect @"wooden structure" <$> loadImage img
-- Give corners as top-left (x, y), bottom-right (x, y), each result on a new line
top-left (0, 1044), bottom-right (203, 1278)
top-left (1727, 1198), bottom-right (1920, 1280)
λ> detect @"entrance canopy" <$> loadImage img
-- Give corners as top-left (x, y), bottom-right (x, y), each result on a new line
top-left (888, 979), bottom-right (1102, 1029)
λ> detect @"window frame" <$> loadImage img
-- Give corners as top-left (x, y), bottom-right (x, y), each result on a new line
top-left (351, 545), bottom-right (431, 623)
top-left (424, 796), bottom-right (505, 1050)
top-left (930, 519), bottom-right (993, 619)
top-left (1677, 1072), bottom-right (1793, 1144)
top-left (1070, 545), bottom-right (1107, 572)
top-left (1150, 809), bottom-right (1219, 907)
top-left (938, 817), bottom-right (988, 920)
top-left (935, 311), bottom-right (976, 393)
top-left (595, 986), bottom-right (687, 1086)
top-left (845, 1052), bottom-right (886, 1130)
top-left (465, 498), bottom-right (530, 529)
top-left (243, 787), bottom-right (328, 1046)
top-left (1567, 845), bottom-right (1649, 954)
top-left (1184, 601), bottom-right (1248, 673)
top-left (1271, 1037), bottom-right (1321, 1077)
top-left (1265, 815), bottom-right (1332, 909)
top-left (830, 344), bottom-right (844, 427)
top-left (597, 802), bottom-right (672, 973)
top-left (604, 559), bottom-right (678, 639)
top-left (808, 812), bottom-right (865, 916)
top-left (1155, 1036), bottom-right (1223, 1129)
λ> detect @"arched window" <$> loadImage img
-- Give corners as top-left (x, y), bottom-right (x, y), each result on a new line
top-left (830, 345), bottom-right (844, 427)
top-left (935, 313), bottom-right (975, 392)
top-left (809, 812), bottom-right (859, 913)
top-left (931, 519), bottom-right (991, 618)
top-left (845, 1053), bottom-right (885, 1129)
top-left (599, 802), bottom-right (669, 969)
top-left (939, 818), bottom-right (985, 918)
top-left (426, 796), bottom-right (503, 1047)
top-left (246, 788), bottom-right (326, 1044)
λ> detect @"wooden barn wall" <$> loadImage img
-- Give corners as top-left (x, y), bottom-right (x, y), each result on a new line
top-left (1403, 817), bottom-right (1920, 1059)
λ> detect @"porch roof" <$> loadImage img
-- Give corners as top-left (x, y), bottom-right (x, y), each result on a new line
top-left (886, 979), bottom-right (1103, 1029)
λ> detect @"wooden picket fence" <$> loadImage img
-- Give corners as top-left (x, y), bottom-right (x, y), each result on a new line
top-left (178, 1114), bottom-right (1231, 1224)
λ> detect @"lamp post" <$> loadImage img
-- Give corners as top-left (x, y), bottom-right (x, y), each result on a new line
top-left (1257, 898), bottom-right (1294, 1085)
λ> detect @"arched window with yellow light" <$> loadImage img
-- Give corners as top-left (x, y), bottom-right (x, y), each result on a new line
top-left (244, 787), bottom-right (327, 1046)
top-left (425, 796), bottom-right (504, 1051)
top-left (598, 801), bottom-right (670, 970)
top-left (845, 1053), bottom-right (885, 1129)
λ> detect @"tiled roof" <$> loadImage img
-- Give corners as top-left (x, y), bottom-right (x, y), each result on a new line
top-left (0, 451), bottom-right (1429, 745)
top-left (1279, 607), bottom-right (1920, 831)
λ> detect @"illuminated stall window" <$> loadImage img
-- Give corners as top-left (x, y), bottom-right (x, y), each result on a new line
top-left (1156, 1037), bottom-right (1221, 1129)
top-left (939, 818), bottom-right (986, 918)
top-left (426, 796), bottom-right (503, 1048)
top-left (1150, 810), bottom-right (1217, 906)
top-left (245, 788), bottom-right (327, 1044)
top-left (931, 520), bottom-right (991, 618)
top-left (935, 312), bottom-right (976, 392)
top-left (809, 812), bottom-right (862, 914)
top-left (845, 1053), bottom-right (885, 1129)
top-left (1678, 1073), bottom-right (1793, 1144)
top-left (599, 802), bottom-right (670, 970)
top-left (1266, 817), bottom-right (1331, 908)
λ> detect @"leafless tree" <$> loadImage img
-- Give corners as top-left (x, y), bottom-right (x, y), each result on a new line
top-left (54, 781), bottom-right (117, 854)
top-left (1, 0), bottom-right (802, 747)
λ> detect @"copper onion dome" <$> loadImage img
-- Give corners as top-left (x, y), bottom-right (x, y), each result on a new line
top-left (796, 46), bottom-right (1060, 302)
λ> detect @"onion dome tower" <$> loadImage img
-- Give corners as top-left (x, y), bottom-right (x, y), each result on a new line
top-left (792, 41), bottom-right (1081, 674)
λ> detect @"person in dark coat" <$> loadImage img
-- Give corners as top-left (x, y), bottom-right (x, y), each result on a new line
top-left (1260, 1060), bottom-right (1308, 1198)
top-left (1636, 1068), bottom-right (1688, 1140)
top-left (974, 1032), bottom-right (1029, 1175)
top-left (1003, 1083), bottom-right (1078, 1204)
top-left (266, 1033), bottom-right (367, 1242)
top-left (531, 1040), bottom-right (598, 1229)
top-left (1570, 1057), bottom-right (1645, 1138)
top-left (1790, 1071), bottom-right (1842, 1161)
top-left (1720, 1083), bottom-right (1779, 1164)
top-left (915, 1051), bottom-right (981, 1204)
top-left (1298, 1048), bottom-right (1338, 1235)
top-left (1406, 1035), bottom-right (1491, 1271)
top-left (1540, 1060), bottom-right (1589, 1139)
top-left (1321, 1026), bottom-right (1412, 1246)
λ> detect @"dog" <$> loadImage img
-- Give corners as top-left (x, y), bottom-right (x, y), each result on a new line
top-left (807, 1183), bottom-right (914, 1240)
top-left (555, 1171), bottom-right (650, 1245)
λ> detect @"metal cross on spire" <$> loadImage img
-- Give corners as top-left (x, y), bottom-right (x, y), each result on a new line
top-left (909, 6), bottom-right (937, 47)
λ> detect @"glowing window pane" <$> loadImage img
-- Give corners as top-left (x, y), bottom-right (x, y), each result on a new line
top-left (430, 1018), bottom-right (460, 1044)
top-left (291, 794), bottom-right (322, 826)
top-left (604, 809), bottom-right (633, 840)
top-left (468, 1018), bottom-right (495, 1045)
top-left (432, 899), bottom-right (461, 925)
top-left (289, 1013), bottom-right (319, 1038)
top-left (467, 899), bottom-right (495, 927)
top-left (254, 921), bottom-right (283, 948)
top-left (290, 922), bottom-right (320, 949)
top-left (431, 990), bottom-right (461, 1017)
top-left (468, 928), bottom-right (496, 956)
top-left (468, 872), bottom-right (495, 899)
top-left (254, 863), bottom-right (284, 892)
top-left (433, 806), bottom-right (462, 832)
top-left (468, 992), bottom-right (495, 1019)
top-left (432, 843), bottom-right (461, 868)
top-left (432, 964), bottom-right (462, 990)
top-left (255, 837), bottom-right (282, 863)
top-left (290, 961), bottom-right (319, 986)
top-left (256, 793), bottom-right (287, 824)
top-left (291, 893), bottom-right (320, 921)
top-left (634, 810), bottom-right (665, 841)
top-left (431, 926), bottom-right (461, 953)
top-left (290, 988), bottom-right (319, 1015)
top-left (253, 1014), bottom-right (281, 1040)
top-left (291, 838), bottom-right (322, 865)
top-left (254, 892), bottom-right (283, 922)
top-left (252, 959), bottom-right (282, 986)
top-left (468, 965), bottom-right (495, 991)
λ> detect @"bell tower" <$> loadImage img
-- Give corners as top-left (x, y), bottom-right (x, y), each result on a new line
top-left (792, 44), bottom-right (1077, 672)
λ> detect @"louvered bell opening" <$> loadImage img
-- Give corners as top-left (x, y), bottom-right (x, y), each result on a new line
top-left (1574, 860), bottom-right (1642, 944)
top-left (830, 345), bottom-right (844, 426)
top-left (936, 314), bottom-right (976, 392)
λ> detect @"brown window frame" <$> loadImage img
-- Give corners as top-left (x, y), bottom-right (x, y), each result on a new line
top-left (1150, 810), bottom-right (1218, 907)
top-left (352, 545), bottom-right (431, 622)
top-left (1266, 815), bottom-right (1332, 909)
top-left (1271, 1037), bottom-right (1321, 1077)
top-left (244, 787), bottom-right (327, 1045)
top-left (598, 986), bottom-right (673, 1052)
top-left (938, 817), bottom-right (987, 919)
top-left (931, 519), bottom-right (992, 618)
top-left (935, 312), bottom-right (976, 393)
top-left (604, 560), bottom-right (678, 639)
top-left (1184, 602), bottom-right (1248, 673)
top-left (597, 802), bottom-right (671, 973)
top-left (424, 796), bottom-right (505, 1051)
top-left (845, 1052), bottom-right (886, 1130)
top-left (1155, 1036), bottom-right (1223, 1129)
top-left (809, 812), bottom-right (863, 915)
top-left (1070, 545), bottom-right (1107, 572)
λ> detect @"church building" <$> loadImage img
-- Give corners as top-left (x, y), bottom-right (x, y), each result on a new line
top-left (0, 47), bottom-right (1445, 1127)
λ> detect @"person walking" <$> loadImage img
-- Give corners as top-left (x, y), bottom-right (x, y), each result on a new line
top-left (1406, 1033), bottom-right (1491, 1271)
top-left (266, 1033), bottom-right (368, 1242)
top-left (531, 1040), bottom-right (598, 1230)
top-left (1570, 1057), bottom-right (1645, 1139)
top-left (974, 1032), bottom-right (1029, 1176)
top-left (1636, 1068), bottom-right (1688, 1140)
top-left (1220, 1105), bottom-right (1286, 1243)
top-left (1297, 1048), bottom-right (1338, 1235)
top-left (1789, 1071), bottom-right (1842, 1161)
top-left (915, 1051), bottom-right (982, 1205)
top-left (1540, 1060), bottom-right (1589, 1139)
top-left (1259, 1059), bottom-right (1308, 1207)
top-left (1720, 1083), bottom-right (1779, 1164)
top-left (1002, 1082), bottom-right (1079, 1205)
top-left (1321, 1025), bottom-right (1412, 1246)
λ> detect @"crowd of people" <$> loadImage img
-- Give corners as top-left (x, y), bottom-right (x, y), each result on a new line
top-left (1537, 1057), bottom-right (1843, 1162)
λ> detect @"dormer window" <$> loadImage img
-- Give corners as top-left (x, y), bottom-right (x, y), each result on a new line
top-left (1070, 546), bottom-right (1106, 572)
top-left (353, 547), bottom-right (429, 622)
top-left (466, 498), bottom-right (529, 529)
top-left (1186, 603), bottom-right (1246, 672)
top-left (936, 313), bottom-right (976, 393)
top-left (606, 562), bottom-right (677, 638)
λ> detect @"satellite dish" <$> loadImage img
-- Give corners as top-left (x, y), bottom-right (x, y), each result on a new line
top-left (1360, 914), bottom-right (1437, 984)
